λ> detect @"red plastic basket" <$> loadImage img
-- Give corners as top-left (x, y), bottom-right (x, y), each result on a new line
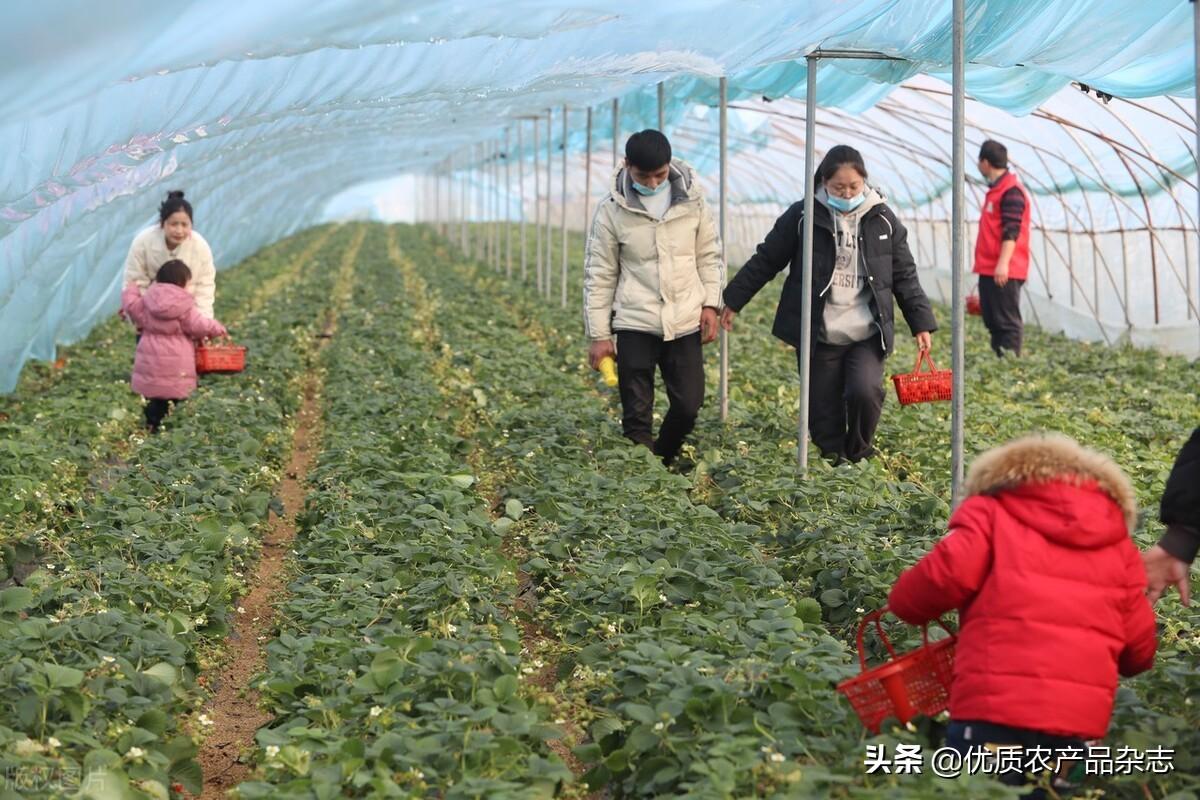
top-left (836, 607), bottom-right (957, 733)
top-left (195, 341), bottom-right (247, 374)
top-left (892, 351), bottom-right (952, 406)
top-left (966, 293), bottom-right (982, 316)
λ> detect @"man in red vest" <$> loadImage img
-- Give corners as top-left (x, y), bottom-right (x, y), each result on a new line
top-left (974, 140), bottom-right (1031, 357)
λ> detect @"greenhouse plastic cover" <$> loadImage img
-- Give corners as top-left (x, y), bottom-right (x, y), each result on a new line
top-left (1, 0), bottom-right (1197, 391)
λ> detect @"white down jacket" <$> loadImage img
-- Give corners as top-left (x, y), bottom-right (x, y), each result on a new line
top-left (583, 159), bottom-right (724, 341)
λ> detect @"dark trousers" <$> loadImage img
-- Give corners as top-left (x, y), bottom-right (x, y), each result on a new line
top-left (615, 330), bottom-right (704, 463)
top-left (946, 719), bottom-right (1086, 799)
top-left (979, 275), bottom-right (1024, 356)
top-left (806, 338), bottom-right (885, 463)
top-left (144, 398), bottom-right (183, 431)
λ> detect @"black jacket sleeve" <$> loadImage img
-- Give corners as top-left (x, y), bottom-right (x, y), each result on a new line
top-left (1159, 427), bottom-right (1200, 563)
top-left (887, 210), bottom-right (938, 336)
top-left (722, 202), bottom-right (802, 312)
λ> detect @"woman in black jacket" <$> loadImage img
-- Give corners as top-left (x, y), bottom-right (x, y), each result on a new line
top-left (1145, 427), bottom-right (1199, 606)
top-left (720, 145), bottom-right (937, 462)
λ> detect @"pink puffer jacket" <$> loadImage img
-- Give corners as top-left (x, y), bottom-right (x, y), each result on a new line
top-left (122, 284), bottom-right (227, 399)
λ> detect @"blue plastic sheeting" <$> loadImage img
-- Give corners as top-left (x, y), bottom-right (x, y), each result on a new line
top-left (1, 0), bottom-right (1196, 390)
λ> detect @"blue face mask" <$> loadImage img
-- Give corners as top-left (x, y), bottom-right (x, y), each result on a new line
top-left (826, 192), bottom-right (866, 213)
top-left (632, 178), bottom-right (670, 196)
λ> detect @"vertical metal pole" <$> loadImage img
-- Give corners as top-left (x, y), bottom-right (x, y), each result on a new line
top-left (1194, 0), bottom-right (1200, 336)
top-left (473, 144), bottom-right (481, 261)
top-left (797, 58), bottom-right (817, 473)
top-left (493, 140), bottom-right (501, 272)
top-left (561, 104), bottom-right (570, 308)
top-left (612, 98), bottom-right (620, 167)
top-left (535, 117), bottom-right (543, 292)
top-left (460, 153), bottom-right (468, 254)
top-left (950, 0), bottom-right (967, 506)
top-left (546, 110), bottom-right (554, 299)
top-left (585, 106), bottom-right (593, 275)
top-left (658, 82), bottom-right (666, 132)
top-left (481, 144), bottom-right (487, 262)
top-left (506, 128), bottom-right (513, 278)
top-left (481, 143), bottom-right (488, 263)
top-left (484, 144), bottom-right (491, 264)
top-left (719, 77), bottom-right (730, 422)
top-left (520, 123), bottom-right (527, 282)
top-left (489, 142), bottom-right (496, 270)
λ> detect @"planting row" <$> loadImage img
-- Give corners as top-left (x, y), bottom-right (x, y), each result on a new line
top-left (234, 226), bottom-right (571, 799)
top-left (0, 224), bottom-right (355, 800)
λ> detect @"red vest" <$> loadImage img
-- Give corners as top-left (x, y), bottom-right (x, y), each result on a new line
top-left (974, 171), bottom-right (1031, 280)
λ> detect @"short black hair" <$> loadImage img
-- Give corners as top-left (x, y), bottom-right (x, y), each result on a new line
top-left (816, 144), bottom-right (868, 184)
top-left (625, 130), bottom-right (672, 171)
top-left (979, 140), bottom-right (1008, 170)
top-left (155, 259), bottom-right (192, 287)
top-left (159, 190), bottom-right (194, 225)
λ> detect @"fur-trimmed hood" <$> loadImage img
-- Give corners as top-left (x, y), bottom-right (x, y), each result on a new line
top-left (966, 434), bottom-right (1138, 538)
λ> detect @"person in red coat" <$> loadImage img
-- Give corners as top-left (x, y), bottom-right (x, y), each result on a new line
top-left (889, 434), bottom-right (1156, 792)
top-left (974, 140), bottom-right (1032, 357)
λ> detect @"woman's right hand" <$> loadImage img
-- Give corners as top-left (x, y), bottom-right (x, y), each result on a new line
top-left (719, 307), bottom-right (737, 332)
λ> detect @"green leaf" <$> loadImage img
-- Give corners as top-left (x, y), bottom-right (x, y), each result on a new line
top-left (44, 663), bottom-right (85, 688)
top-left (819, 588), bottom-right (846, 608)
top-left (81, 768), bottom-right (135, 800)
top-left (0, 586), bottom-right (33, 613)
top-left (170, 759), bottom-right (204, 795)
top-left (504, 499), bottom-right (524, 520)
top-left (137, 709), bottom-right (170, 736)
top-left (141, 663), bottom-right (179, 687)
top-left (589, 716), bottom-right (625, 743)
top-left (573, 743), bottom-right (603, 763)
top-left (448, 474), bottom-right (476, 488)
top-left (795, 597), bottom-right (822, 624)
top-left (493, 674), bottom-right (519, 703)
top-left (621, 703), bottom-right (656, 725)
top-left (368, 651), bottom-right (403, 690)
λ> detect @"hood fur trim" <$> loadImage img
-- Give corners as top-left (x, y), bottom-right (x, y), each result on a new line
top-left (965, 434), bottom-right (1137, 532)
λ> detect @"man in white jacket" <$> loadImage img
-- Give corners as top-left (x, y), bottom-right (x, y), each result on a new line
top-left (583, 130), bottom-right (724, 465)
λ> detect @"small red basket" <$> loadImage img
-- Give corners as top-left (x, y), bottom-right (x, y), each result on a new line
top-left (837, 607), bottom-right (957, 733)
top-left (892, 351), bottom-right (952, 406)
top-left (195, 340), bottom-right (247, 374)
top-left (966, 293), bottom-right (982, 316)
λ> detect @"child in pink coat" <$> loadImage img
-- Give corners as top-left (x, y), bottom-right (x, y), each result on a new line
top-left (121, 259), bottom-right (227, 431)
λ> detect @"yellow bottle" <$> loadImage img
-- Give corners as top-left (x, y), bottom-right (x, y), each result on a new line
top-left (598, 355), bottom-right (618, 387)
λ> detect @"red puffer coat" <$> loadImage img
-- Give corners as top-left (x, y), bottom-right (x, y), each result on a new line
top-left (889, 434), bottom-right (1157, 739)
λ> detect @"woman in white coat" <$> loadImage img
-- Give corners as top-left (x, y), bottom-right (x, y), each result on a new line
top-left (123, 190), bottom-right (216, 319)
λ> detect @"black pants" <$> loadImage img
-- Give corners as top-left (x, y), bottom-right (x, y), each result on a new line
top-left (979, 275), bottom-right (1024, 356)
top-left (144, 398), bottom-right (183, 431)
top-left (806, 338), bottom-right (885, 463)
top-left (946, 719), bottom-right (1086, 799)
top-left (615, 331), bottom-right (704, 463)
